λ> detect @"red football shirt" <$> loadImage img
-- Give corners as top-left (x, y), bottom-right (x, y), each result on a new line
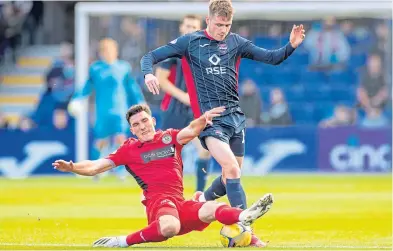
top-left (106, 129), bottom-right (184, 201)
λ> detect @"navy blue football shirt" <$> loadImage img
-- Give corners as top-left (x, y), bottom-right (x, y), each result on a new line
top-left (141, 30), bottom-right (295, 118)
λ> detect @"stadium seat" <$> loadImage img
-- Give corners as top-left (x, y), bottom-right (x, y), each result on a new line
top-left (328, 70), bottom-right (356, 85)
top-left (313, 102), bottom-right (335, 122)
top-left (289, 102), bottom-right (315, 124)
top-left (300, 70), bottom-right (328, 85)
top-left (349, 53), bottom-right (367, 69)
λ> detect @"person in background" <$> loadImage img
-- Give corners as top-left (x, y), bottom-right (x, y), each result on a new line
top-left (304, 16), bottom-right (350, 71)
top-left (357, 53), bottom-right (388, 113)
top-left (46, 42), bottom-right (75, 110)
top-left (360, 107), bottom-right (389, 129)
top-left (319, 105), bottom-right (355, 128)
top-left (69, 38), bottom-right (145, 181)
top-left (239, 79), bottom-right (262, 127)
top-left (262, 88), bottom-right (292, 126)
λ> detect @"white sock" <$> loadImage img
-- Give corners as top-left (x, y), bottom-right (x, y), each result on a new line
top-left (118, 236), bottom-right (128, 247)
top-left (199, 193), bottom-right (206, 202)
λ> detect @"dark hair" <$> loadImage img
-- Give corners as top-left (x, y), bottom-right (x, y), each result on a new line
top-left (126, 104), bottom-right (152, 125)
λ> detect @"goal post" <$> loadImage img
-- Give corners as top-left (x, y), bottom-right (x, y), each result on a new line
top-left (74, 1), bottom-right (391, 163)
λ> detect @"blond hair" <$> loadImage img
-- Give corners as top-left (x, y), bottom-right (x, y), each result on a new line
top-left (208, 0), bottom-right (234, 19)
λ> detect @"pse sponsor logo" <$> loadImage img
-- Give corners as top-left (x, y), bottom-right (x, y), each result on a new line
top-left (141, 145), bottom-right (175, 163)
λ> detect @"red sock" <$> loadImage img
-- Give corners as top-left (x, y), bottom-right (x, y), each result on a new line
top-left (215, 204), bottom-right (242, 225)
top-left (126, 220), bottom-right (167, 246)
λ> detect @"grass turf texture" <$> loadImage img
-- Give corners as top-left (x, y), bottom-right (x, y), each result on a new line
top-left (0, 174), bottom-right (391, 250)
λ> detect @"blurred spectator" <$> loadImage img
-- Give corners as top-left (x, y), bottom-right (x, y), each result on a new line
top-left (119, 17), bottom-right (145, 71)
top-left (53, 109), bottom-right (70, 130)
top-left (18, 116), bottom-right (34, 132)
top-left (357, 53), bottom-right (388, 112)
top-left (237, 26), bottom-right (250, 39)
top-left (262, 88), bottom-right (292, 126)
top-left (360, 107), bottom-right (389, 128)
top-left (0, 1), bottom-right (32, 62)
top-left (319, 105), bottom-right (355, 128)
top-left (46, 42), bottom-right (75, 109)
top-left (0, 112), bottom-right (9, 129)
top-left (239, 79), bottom-right (262, 127)
top-left (268, 24), bottom-right (282, 38)
top-left (22, 1), bottom-right (44, 45)
top-left (304, 16), bottom-right (350, 71)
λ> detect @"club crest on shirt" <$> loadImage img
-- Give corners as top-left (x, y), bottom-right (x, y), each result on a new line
top-left (162, 134), bottom-right (172, 144)
top-left (218, 43), bottom-right (228, 54)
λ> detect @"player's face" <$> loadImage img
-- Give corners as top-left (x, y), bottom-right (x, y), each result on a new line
top-left (206, 15), bottom-right (232, 41)
top-left (99, 40), bottom-right (118, 63)
top-left (129, 111), bottom-right (156, 142)
top-left (180, 18), bottom-right (201, 35)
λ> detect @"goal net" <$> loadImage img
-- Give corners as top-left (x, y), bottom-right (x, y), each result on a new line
top-left (74, 1), bottom-right (391, 173)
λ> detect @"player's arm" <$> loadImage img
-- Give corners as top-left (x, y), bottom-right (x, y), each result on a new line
top-left (68, 66), bottom-right (94, 116)
top-left (156, 60), bottom-right (190, 106)
top-left (177, 107), bottom-right (225, 145)
top-left (240, 25), bottom-right (305, 65)
top-left (52, 159), bottom-right (115, 176)
top-left (141, 35), bottom-right (189, 95)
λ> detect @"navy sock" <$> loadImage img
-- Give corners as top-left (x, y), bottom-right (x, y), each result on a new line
top-left (203, 175), bottom-right (227, 201)
top-left (226, 178), bottom-right (247, 210)
top-left (196, 159), bottom-right (209, 192)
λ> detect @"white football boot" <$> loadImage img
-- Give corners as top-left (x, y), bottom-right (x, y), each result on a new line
top-left (239, 193), bottom-right (274, 226)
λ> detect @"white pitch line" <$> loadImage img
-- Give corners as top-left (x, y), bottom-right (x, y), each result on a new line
top-left (0, 242), bottom-right (391, 249)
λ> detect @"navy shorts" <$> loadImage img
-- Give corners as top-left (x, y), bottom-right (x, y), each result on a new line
top-left (199, 112), bottom-right (246, 157)
top-left (161, 111), bottom-right (194, 130)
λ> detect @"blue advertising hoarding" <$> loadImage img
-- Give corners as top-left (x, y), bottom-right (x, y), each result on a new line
top-left (0, 126), bottom-right (391, 178)
top-left (0, 128), bottom-right (75, 178)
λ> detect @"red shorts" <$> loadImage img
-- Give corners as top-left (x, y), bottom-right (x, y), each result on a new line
top-left (145, 196), bottom-right (210, 235)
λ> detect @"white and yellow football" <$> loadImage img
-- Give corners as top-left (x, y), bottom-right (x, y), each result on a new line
top-left (219, 223), bottom-right (252, 247)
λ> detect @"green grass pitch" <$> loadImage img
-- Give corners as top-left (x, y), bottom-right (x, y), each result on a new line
top-left (0, 174), bottom-right (391, 250)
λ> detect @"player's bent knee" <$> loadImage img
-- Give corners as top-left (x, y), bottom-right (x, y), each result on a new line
top-left (158, 215), bottom-right (181, 238)
top-left (223, 164), bottom-right (241, 179)
top-left (198, 201), bottom-right (225, 223)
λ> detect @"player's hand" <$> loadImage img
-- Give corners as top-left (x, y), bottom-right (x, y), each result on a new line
top-left (289, 24), bottom-right (306, 48)
top-left (145, 74), bottom-right (160, 95)
top-left (203, 106), bottom-right (226, 126)
top-left (52, 160), bottom-right (74, 173)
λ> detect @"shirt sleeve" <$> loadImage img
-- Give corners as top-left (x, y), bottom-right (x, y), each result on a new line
top-left (72, 65), bottom-right (94, 99)
top-left (159, 58), bottom-right (177, 70)
top-left (237, 34), bottom-right (296, 65)
top-left (140, 35), bottom-right (190, 76)
top-left (105, 141), bottom-right (129, 167)
top-left (167, 129), bottom-right (183, 148)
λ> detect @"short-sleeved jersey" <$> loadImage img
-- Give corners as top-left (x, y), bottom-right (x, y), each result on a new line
top-left (159, 58), bottom-right (192, 115)
top-left (106, 129), bottom-right (184, 201)
top-left (141, 30), bottom-right (295, 119)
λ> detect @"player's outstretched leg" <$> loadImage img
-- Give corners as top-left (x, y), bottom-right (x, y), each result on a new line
top-left (198, 193), bottom-right (274, 226)
top-left (92, 215), bottom-right (179, 248)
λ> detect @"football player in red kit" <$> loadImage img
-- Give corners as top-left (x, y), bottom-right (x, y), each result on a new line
top-left (53, 104), bottom-right (273, 248)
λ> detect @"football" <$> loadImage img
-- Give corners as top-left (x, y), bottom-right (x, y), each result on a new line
top-left (219, 223), bottom-right (252, 247)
